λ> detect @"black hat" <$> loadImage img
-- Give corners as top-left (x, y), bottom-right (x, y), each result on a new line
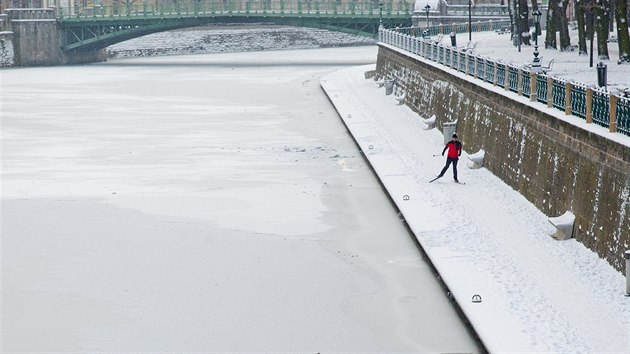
top-left (452, 133), bottom-right (458, 139)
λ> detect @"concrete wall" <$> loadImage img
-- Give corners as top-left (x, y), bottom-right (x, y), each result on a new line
top-left (11, 18), bottom-right (65, 65)
top-left (0, 30), bottom-right (14, 65)
top-left (2, 8), bottom-right (106, 66)
top-left (376, 45), bottom-right (630, 272)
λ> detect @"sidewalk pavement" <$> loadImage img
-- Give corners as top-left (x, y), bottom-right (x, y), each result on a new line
top-left (321, 64), bottom-right (629, 353)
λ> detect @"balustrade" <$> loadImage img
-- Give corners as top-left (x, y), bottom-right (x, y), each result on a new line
top-left (570, 84), bottom-right (587, 119)
top-left (522, 70), bottom-right (531, 98)
top-left (507, 66), bottom-right (518, 92)
top-left (536, 74), bottom-right (548, 104)
top-left (379, 25), bottom-right (629, 137)
top-left (592, 90), bottom-right (611, 128)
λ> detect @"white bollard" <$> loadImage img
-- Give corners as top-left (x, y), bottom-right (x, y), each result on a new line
top-left (626, 250), bottom-right (630, 297)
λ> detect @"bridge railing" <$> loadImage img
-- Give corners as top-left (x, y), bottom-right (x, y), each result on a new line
top-left (57, 0), bottom-right (412, 19)
top-left (379, 26), bottom-right (630, 137)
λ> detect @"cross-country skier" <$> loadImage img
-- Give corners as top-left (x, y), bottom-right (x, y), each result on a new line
top-left (435, 133), bottom-right (462, 183)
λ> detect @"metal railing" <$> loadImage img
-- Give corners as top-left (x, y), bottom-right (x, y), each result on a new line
top-left (379, 24), bottom-right (630, 137)
top-left (57, 0), bottom-right (412, 19)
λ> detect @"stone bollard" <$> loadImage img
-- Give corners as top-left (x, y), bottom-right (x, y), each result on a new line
top-left (548, 211), bottom-right (575, 240)
top-left (422, 115), bottom-right (436, 130)
top-left (385, 79), bottom-right (395, 95)
top-left (626, 251), bottom-right (630, 296)
top-left (467, 149), bottom-right (485, 169)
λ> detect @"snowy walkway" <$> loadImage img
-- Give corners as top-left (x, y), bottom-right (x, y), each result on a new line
top-left (322, 65), bottom-right (629, 353)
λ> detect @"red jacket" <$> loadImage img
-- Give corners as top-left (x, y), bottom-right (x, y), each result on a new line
top-left (443, 140), bottom-right (462, 158)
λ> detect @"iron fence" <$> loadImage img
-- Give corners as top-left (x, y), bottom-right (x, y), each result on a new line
top-left (379, 25), bottom-right (630, 137)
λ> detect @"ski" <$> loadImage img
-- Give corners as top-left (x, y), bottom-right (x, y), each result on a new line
top-left (429, 176), bottom-right (442, 183)
top-left (454, 181), bottom-right (466, 185)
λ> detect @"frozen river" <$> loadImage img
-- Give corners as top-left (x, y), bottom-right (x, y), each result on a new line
top-left (1, 47), bottom-right (480, 352)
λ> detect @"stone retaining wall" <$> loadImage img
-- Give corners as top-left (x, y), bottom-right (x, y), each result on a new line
top-left (0, 30), bottom-right (14, 66)
top-left (377, 44), bottom-right (630, 272)
top-left (1, 8), bottom-right (106, 67)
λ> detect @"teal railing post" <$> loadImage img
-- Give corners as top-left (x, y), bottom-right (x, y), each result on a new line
top-left (564, 81), bottom-right (572, 115)
top-left (529, 72), bottom-right (538, 101)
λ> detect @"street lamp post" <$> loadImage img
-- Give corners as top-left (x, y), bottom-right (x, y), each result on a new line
top-left (424, 4), bottom-right (431, 30)
top-left (531, 9), bottom-right (542, 71)
top-left (468, 0), bottom-right (472, 41)
top-left (516, 0), bottom-right (521, 52)
top-left (588, 6), bottom-right (595, 67)
top-left (379, 2), bottom-right (383, 28)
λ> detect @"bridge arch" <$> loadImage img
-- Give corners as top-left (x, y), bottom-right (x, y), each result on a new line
top-left (58, 0), bottom-right (413, 51)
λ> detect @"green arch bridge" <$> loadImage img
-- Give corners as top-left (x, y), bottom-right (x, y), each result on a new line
top-left (58, 0), bottom-right (413, 51)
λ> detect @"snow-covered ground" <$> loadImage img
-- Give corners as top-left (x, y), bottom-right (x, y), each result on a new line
top-left (108, 24), bottom-right (375, 58)
top-left (1, 47), bottom-right (481, 352)
top-left (443, 28), bottom-right (630, 92)
top-left (322, 64), bottom-right (629, 353)
top-left (3, 23), bottom-right (629, 351)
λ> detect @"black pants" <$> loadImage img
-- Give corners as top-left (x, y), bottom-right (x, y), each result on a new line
top-left (439, 157), bottom-right (458, 180)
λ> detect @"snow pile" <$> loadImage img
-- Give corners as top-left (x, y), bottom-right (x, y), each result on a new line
top-left (322, 65), bottom-right (629, 353)
top-left (108, 24), bottom-right (375, 58)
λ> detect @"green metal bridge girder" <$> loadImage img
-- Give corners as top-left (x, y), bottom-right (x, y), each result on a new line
top-left (59, 0), bottom-right (413, 51)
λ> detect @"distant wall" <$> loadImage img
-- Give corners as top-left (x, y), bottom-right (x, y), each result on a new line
top-left (376, 45), bottom-right (630, 272)
top-left (10, 18), bottom-right (64, 65)
top-left (0, 30), bottom-right (14, 65)
top-left (2, 8), bottom-right (106, 67)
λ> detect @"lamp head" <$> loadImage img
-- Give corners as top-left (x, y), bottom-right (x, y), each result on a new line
top-left (533, 9), bottom-right (542, 22)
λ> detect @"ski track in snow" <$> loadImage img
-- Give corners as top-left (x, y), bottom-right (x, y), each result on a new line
top-left (322, 65), bottom-right (629, 353)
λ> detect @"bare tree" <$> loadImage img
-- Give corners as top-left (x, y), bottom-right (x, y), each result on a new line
top-left (558, 0), bottom-right (572, 50)
top-left (614, 0), bottom-right (630, 63)
top-left (595, 0), bottom-right (610, 60)
top-left (518, 0), bottom-right (530, 45)
top-left (507, 0), bottom-right (531, 47)
top-left (545, 0), bottom-right (560, 48)
top-left (576, 0), bottom-right (588, 54)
